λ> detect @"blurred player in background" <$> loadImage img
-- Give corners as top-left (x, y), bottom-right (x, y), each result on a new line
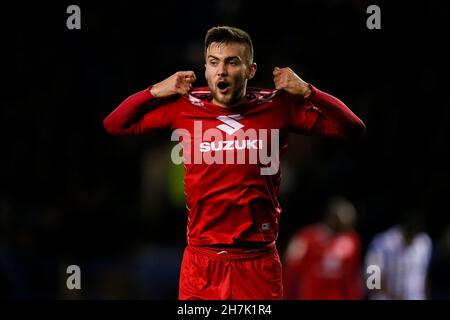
top-left (365, 211), bottom-right (432, 300)
top-left (283, 196), bottom-right (363, 299)
top-left (103, 26), bottom-right (365, 299)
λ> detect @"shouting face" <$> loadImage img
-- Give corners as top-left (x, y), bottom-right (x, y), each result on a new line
top-left (205, 42), bottom-right (257, 108)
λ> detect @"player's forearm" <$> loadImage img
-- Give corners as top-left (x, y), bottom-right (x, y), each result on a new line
top-left (103, 87), bottom-right (155, 136)
top-left (309, 86), bottom-right (366, 139)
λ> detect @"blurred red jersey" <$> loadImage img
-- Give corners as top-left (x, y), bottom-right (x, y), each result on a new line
top-left (103, 86), bottom-right (364, 247)
top-left (284, 224), bottom-right (363, 299)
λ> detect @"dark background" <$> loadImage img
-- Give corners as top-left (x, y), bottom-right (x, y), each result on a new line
top-left (1, 0), bottom-right (449, 298)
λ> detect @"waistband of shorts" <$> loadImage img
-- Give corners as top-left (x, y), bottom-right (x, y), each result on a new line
top-left (186, 242), bottom-right (277, 262)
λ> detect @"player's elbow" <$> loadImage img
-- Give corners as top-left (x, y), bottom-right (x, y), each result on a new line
top-left (103, 116), bottom-right (121, 136)
top-left (351, 119), bottom-right (366, 137)
top-left (345, 119), bottom-right (366, 139)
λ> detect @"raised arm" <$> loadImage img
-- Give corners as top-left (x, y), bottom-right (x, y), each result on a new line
top-left (273, 67), bottom-right (366, 139)
top-left (103, 71), bottom-right (196, 136)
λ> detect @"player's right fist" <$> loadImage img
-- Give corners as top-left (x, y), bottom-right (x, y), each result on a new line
top-left (150, 71), bottom-right (196, 98)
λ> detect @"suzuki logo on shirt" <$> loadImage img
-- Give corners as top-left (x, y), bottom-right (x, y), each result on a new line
top-left (170, 118), bottom-right (281, 176)
top-left (216, 114), bottom-right (244, 135)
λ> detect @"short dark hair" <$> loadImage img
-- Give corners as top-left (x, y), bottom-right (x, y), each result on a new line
top-left (204, 26), bottom-right (254, 64)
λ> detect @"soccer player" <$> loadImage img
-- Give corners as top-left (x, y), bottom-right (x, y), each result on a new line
top-left (365, 211), bottom-right (432, 300)
top-left (284, 196), bottom-right (363, 300)
top-left (103, 26), bottom-right (366, 300)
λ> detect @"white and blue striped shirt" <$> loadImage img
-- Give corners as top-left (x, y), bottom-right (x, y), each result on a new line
top-left (365, 226), bottom-right (432, 300)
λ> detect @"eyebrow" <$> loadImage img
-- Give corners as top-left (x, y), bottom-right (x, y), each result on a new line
top-left (207, 55), bottom-right (242, 62)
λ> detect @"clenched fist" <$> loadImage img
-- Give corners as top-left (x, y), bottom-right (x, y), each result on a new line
top-left (273, 67), bottom-right (311, 98)
top-left (150, 71), bottom-right (196, 98)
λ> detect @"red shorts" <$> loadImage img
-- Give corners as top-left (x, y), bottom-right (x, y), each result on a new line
top-left (178, 243), bottom-right (283, 300)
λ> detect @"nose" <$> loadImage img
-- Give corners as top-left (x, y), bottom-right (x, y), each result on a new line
top-left (217, 62), bottom-right (227, 77)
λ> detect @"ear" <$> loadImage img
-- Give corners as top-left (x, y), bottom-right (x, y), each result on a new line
top-left (247, 62), bottom-right (257, 80)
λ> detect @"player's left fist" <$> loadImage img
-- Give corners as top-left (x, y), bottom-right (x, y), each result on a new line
top-left (273, 67), bottom-right (312, 98)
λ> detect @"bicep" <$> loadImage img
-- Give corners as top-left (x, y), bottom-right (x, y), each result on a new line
top-left (287, 94), bottom-right (322, 134)
top-left (110, 99), bottom-right (179, 136)
top-left (104, 89), bottom-right (181, 136)
top-left (138, 102), bottom-right (178, 133)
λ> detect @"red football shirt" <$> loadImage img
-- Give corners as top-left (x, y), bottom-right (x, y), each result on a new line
top-left (284, 224), bottom-right (363, 299)
top-left (103, 85), bottom-right (365, 247)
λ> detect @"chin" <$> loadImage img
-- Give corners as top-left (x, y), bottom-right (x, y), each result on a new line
top-left (220, 96), bottom-right (236, 106)
top-left (211, 94), bottom-right (229, 105)
top-left (216, 100), bottom-right (231, 106)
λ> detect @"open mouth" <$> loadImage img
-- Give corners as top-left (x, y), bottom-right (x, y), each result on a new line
top-left (217, 81), bottom-right (230, 93)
